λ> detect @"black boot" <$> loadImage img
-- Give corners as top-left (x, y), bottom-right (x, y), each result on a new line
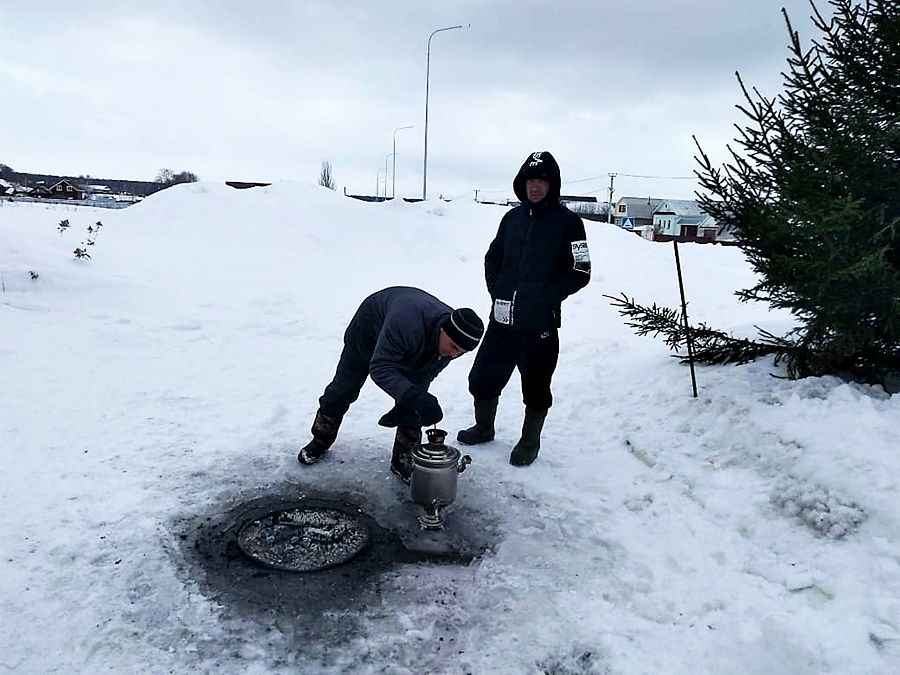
top-left (297, 410), bottom-right (342, 465)
top-left (457, 397), bottom-right (499, 445)
top-left (509, 407), bottom-right (548, 466)
top-left (390, 427), bottom-right (421, 484)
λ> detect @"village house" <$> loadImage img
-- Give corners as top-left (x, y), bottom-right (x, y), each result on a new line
top-left (649, 199), bottom-right (718, 241)
top-left (611, 196), bottom-right (664, 229)
top-left (612, 196), bottom-right (723, 243)
top-left (44, 179), bottom-right (86, 200)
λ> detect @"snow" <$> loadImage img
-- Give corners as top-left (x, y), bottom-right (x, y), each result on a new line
top-left (1, 183), bottom-right (898, 673)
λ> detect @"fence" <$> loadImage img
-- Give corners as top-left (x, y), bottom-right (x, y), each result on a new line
top-left (1, 196), bottom-right (137, 210)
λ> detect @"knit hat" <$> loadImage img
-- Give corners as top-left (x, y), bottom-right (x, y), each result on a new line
top-left (443, 308), bottom-right (484, 351)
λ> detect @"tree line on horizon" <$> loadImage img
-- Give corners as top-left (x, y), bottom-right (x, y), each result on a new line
top-left (0, 163), bottom-right (199, 196)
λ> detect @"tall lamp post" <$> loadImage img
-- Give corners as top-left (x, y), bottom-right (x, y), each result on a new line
top-left (422, 24), bottom-right (466, 201)
top-left (384, 153), bottom-right (394, 198)
top-left (392, 125), bottom-right (413, 198)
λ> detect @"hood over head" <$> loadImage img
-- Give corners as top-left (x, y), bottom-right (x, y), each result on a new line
top-left (513, 151), bottom-right (561, 204)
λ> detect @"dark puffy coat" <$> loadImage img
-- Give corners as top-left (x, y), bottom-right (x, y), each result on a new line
top-left (344, 286), bottom-right (452, 402)
top-left (484, 152), bottom-right (591, 332)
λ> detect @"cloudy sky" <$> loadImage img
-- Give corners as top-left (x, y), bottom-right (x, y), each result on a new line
top-left (2, 1), bottom-right (820, 201)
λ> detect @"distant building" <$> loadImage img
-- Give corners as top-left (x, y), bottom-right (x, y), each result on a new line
top-left (612, 196), bottom-right (664, 229)
top-left (613, 196), bottom-right (724, 243)
top-left (226, 181), bottom-right (272, 190)
top-left (652, 200), bottom-right (717, 240)
top-left (44, 179), bottom-right (86, 200)
top-left (560, 195), bottom-right (611, 221)
top-left (0, 179), bottom-right (33, 197)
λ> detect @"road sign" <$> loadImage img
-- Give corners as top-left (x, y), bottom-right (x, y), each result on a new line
top-left (621, 217), bottom-right (635, 229)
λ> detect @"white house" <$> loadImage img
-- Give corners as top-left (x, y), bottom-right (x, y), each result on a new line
top-left (613, 196), bottom-right (721, 242)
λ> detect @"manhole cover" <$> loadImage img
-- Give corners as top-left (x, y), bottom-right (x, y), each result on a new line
top-left (237, 506), bottom-right (370, 572)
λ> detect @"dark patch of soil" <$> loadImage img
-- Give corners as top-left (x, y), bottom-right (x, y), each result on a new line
top-left (171, 483), bottom-right (495, 647)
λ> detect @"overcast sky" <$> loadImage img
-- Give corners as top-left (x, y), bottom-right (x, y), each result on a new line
top-left (1, 1), bottom-right (821, 202)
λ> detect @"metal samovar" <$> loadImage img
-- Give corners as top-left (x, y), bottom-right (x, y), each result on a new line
top-left (410, 428), bottom-right (471, 530)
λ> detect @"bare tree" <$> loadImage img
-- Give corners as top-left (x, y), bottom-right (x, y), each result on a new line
top-left (155, 169), bottom-right (199, 186)
top-left (171, 171), bottom-right (199, 184)
top-left (318, 160), bottom-right (335, 190)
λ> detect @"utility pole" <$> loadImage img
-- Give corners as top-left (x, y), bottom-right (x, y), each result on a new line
top-left (607, 173), bottom-right (617, 223)
top-left (474, 189), bottom-right (479, 202)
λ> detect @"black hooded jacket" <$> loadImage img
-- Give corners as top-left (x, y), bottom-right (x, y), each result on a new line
top-left (484, 151), bottom-right (591, 332)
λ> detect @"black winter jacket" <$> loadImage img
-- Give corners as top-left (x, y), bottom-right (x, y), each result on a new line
top-left (485, 152), bottom-right (591, 332)
top-left (344, 286), bottom-right (452, 402)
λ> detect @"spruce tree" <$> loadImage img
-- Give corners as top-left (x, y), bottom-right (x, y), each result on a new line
top-left (694, 0), bottom-right (900, 383)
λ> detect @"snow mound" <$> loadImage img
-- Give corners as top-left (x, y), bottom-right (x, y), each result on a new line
top-left (771, 477), bottom-right (866, 538)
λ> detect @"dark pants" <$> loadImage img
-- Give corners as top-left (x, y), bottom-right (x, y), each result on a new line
top-left (318, 346), bottom-right (371, 419)
top-left (318, 344), bottom-right (419, 427)
top-left (319, 305), bottom-right (379, 419)
top-left (467, 322), bottom-right (559, 409)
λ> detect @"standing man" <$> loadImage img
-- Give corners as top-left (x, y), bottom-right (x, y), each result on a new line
top-left (298, 286), bottom-right (484, 483)
top-left (457, 151), bottom-right (591, 466)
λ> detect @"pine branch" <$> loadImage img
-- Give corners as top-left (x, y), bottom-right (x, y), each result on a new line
top-left (603, 293), bottom-right (800, 367)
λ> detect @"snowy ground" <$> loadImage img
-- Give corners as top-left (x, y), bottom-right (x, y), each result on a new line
top-left (2, 183), bottom-right (898, 674)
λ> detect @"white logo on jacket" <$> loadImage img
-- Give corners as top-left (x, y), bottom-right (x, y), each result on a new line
top-left (571, 240), bottom-right (591, 273)
top-left (493, 298), bottom-right (512, 325)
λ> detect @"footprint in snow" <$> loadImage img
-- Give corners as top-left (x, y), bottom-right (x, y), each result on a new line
top-left (169, 321), bottom-right (203, 331)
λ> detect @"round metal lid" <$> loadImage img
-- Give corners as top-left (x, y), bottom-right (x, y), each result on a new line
top-left (412, 443), bottom-right (461, 467)
top-left (237, 506), bottom-right (369, 572)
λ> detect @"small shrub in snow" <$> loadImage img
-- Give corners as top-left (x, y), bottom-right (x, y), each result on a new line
top-left (57, 219), bottom-right (70, 235)
top-left (84, 220), bottom-right (102, 246)
top-left (771, 478), bottom-right (866, 538)
top-left (72, 220), bottom-right (102, 261)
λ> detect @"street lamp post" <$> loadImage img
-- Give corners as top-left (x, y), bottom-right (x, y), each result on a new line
top-left (392, 125), bottom-right (413, 199)
top-left (422, 24), bottom-right (466, 201)
top-left (384, 153), bottom-right (394, 198)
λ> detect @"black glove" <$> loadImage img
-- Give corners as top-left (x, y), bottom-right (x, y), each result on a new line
top-left (378, 406), bottom-right (402, 428)
top-left (377, 405), bottom-right (420, 429)
top-left (403, 388), bottom-right (443, 426)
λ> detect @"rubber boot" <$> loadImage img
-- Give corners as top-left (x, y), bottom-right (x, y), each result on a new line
top-left (456, 397), bottom-right (499, 446)
top-left (509, 407), bottom-right (548, 466)
top-left (297, 410), bottom-right (342, 465)
top-left (390, 426), bottom-right (422, 484)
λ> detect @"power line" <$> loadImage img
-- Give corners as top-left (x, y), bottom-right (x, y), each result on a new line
top-left (473, 170), bottom-right (697, 202)
top-left (562, 175), bottom-right (607, 185)
top-left (615, 172), bottom-right (696, 180)
top-left (561, 172), bottom-right (696, 187)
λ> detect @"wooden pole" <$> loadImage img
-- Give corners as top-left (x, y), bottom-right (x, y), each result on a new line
top-left (673, 241), bottom-right (699, 397)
